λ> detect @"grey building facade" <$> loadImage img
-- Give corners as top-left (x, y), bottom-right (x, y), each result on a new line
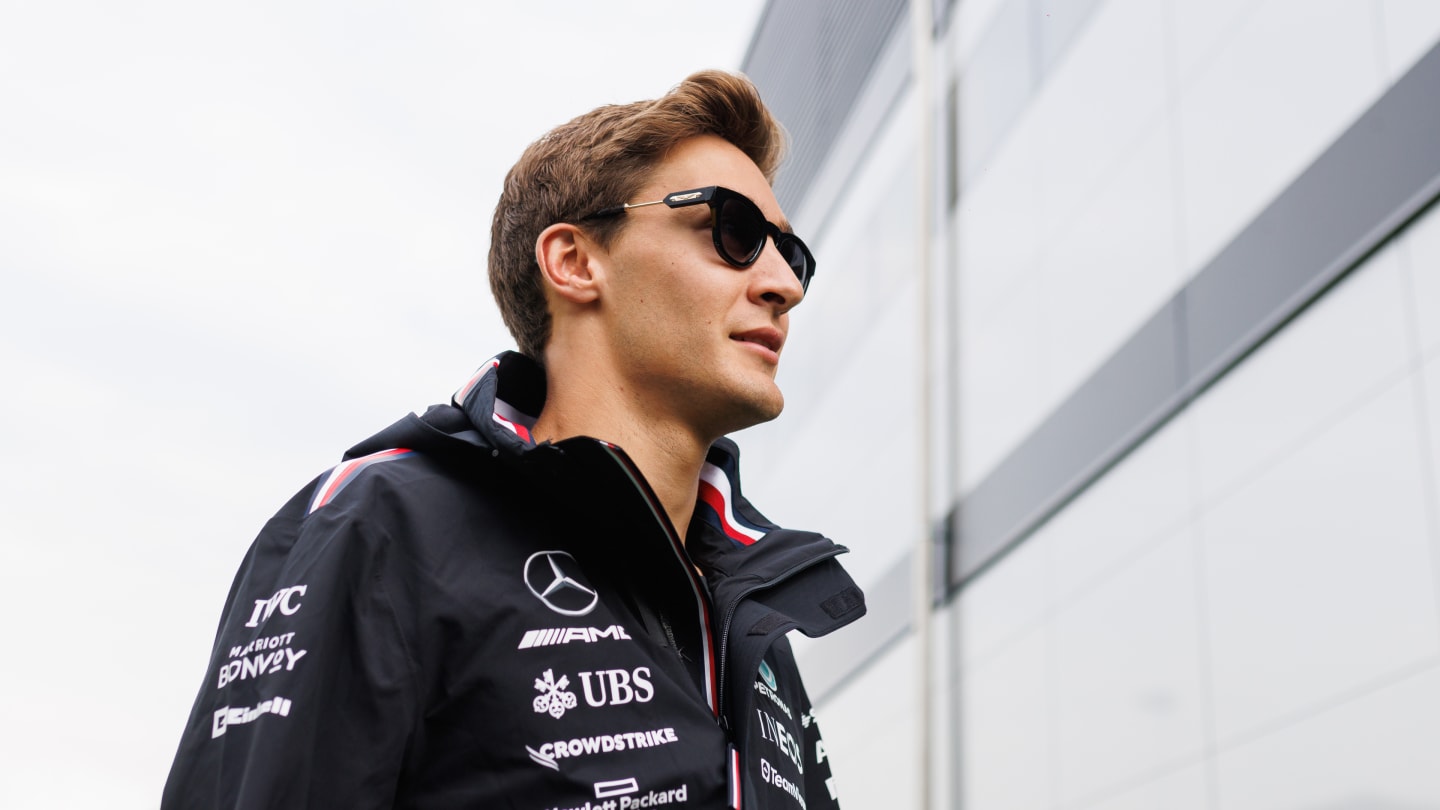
top-left (737, 1), bottom-right (1440, 807)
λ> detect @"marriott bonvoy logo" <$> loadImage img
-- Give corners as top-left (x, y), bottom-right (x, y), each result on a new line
top-left (219, 585), bottom-right (311, 691)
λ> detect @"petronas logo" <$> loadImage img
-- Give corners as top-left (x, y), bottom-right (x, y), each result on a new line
top-left (758, 660), bottom-right (778, 691)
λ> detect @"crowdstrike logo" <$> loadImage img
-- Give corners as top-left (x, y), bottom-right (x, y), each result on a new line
top-left (525, 551), bottom-right (599, 616)
top-left (525, 727), bottom-right (680, 771)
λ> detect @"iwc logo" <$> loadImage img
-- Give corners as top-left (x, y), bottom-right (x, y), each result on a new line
top-left (524, 550), bottom-right (599, 616)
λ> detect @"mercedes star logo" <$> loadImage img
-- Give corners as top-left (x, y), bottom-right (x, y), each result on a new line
top-left (524, 551), bottom-right (599, 616)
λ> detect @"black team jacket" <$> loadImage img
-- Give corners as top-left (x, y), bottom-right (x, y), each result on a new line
top-left (162, 352), bottom-right (866, 809)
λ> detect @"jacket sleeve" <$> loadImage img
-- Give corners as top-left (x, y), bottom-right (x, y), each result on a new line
top-left (161, 491), bottom-right (419, 809)
top-left (798, 689), bottom-right (842, 810)
top-left (761, 636), bottom-right (843, 810)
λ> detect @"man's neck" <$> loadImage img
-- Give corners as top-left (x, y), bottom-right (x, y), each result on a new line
top-left (531, 369), bottom-right (712, 544)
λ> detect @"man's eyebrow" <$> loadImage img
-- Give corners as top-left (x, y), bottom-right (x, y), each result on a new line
top-left (774, 214), bottom-right (793, 233)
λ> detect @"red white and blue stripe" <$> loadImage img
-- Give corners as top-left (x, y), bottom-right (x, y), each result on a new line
top-left (697, 462), bottom-right (768, 547)
top-left (491, 397), bottom-right (536, 444)
top-left (451, 357), bottom-right (500, 408)
top-left (728, 746), bottom-right (743, 809)
top-left (452, 357), bottom-right (537, 444)
top-left (307, 448), bottom-right (414, 514)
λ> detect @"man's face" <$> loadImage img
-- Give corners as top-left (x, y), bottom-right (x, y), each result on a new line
top-left (593, 134), bottom-right (806, 439)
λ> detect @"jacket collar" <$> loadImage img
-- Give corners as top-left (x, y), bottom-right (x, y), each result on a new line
top-left (447, 352), bottom-right (846, 574)
top-left (452, 351), bottom-right (546, 454)
top-left (342, 351), bottom-right (864, 643)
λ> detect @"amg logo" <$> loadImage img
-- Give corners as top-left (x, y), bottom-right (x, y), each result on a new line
top-left (519, 625), bottom-right (632, 649)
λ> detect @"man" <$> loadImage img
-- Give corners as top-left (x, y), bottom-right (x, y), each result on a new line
top-left (163, 70), bottom-right (865, 809)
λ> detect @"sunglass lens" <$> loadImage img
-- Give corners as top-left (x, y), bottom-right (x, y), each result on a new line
top-left (776, 238), bottom-right (812, 289)
top-left (717, 196), bottom-right (766, 265)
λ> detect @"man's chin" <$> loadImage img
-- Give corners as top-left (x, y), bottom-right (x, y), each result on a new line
top-left (722, 385), bottom-right (785, 434)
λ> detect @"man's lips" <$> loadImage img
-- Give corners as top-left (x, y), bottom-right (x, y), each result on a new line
top-left (731, 327), bottom-right (785, 356)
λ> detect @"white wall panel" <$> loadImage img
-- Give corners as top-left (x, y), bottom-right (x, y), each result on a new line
top-left (1401, 202), bottom-right (1440, 360)
top-left (1053, 527), bottom-right (1208, 807)
top-left (776, 153), bottom-right (917, 420)
top-left (807, 636), bottom-right (920, 810)
top-left (1168, 0), bottom-right (1261, 90)
top-left (957, 0), bottom-right (1036, 182)
top-left (954, 115), bottom-right (1046, 491)
top-left (1177, 0), bottom-right (1384, 275)
top-left (1216, 664), bottom-right (1440, 810)
top-left (951, 0), bottom-right (1013, 68)
top-left (1379, 0), bottom-right (1440, 85)
top-left (1036, 121), bottom-right (1183, 414)
top-left (960, 627), bottom-right (1053, 810)
top-left (1029, 0), bottom-right (1168, 250)
top-left (1201, 375), bottom-right (1440, 743)
top-left (955, 111), bottom-right (1045, 341)
top-left (958, 510), bottom-right (1051, 669)
top-left (1047, 412), bottom-right (1195, 607)
top-left (1418, 356), bottom-right (1440, 581)
top-left (1190, 243), bottom-right (1411, 507)
top-left (1076, 762), bottom-right (1209, 810)
top-left (958, 271), bottom-right (1049, 493)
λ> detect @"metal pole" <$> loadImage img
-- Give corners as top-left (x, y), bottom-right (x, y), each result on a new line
top-left (911, 0), bottom-right (936, 809)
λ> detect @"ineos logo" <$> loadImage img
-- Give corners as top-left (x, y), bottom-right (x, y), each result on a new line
top-left (524, 551), bottom-right (599, 616)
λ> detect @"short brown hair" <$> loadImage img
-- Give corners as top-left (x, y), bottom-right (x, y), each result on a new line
top-left (488, 70), bottom-right (786, 360)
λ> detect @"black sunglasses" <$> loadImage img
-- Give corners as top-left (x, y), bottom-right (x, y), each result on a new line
top-left (579, 186), bottom-right (815, 292)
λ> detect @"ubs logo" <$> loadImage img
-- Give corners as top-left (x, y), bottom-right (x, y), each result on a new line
top-left (580, 667), bottom-right (654, 707)
top-left (524, 551), bottom-right (599, 616)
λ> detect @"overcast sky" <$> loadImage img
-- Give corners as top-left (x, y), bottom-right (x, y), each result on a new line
top-left (0, 2), bottom-right (767, 806)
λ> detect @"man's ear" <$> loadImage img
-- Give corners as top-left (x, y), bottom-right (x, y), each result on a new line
top-left (536, 223), bottom-right (603, 305)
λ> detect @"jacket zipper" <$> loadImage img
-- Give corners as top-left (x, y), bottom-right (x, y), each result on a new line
top-left (659, 610), bottom-right (682, 659)
top-left (597, 443), bottom-right (723, 716)
top-left (714, 546), bottom-right (844, 721)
